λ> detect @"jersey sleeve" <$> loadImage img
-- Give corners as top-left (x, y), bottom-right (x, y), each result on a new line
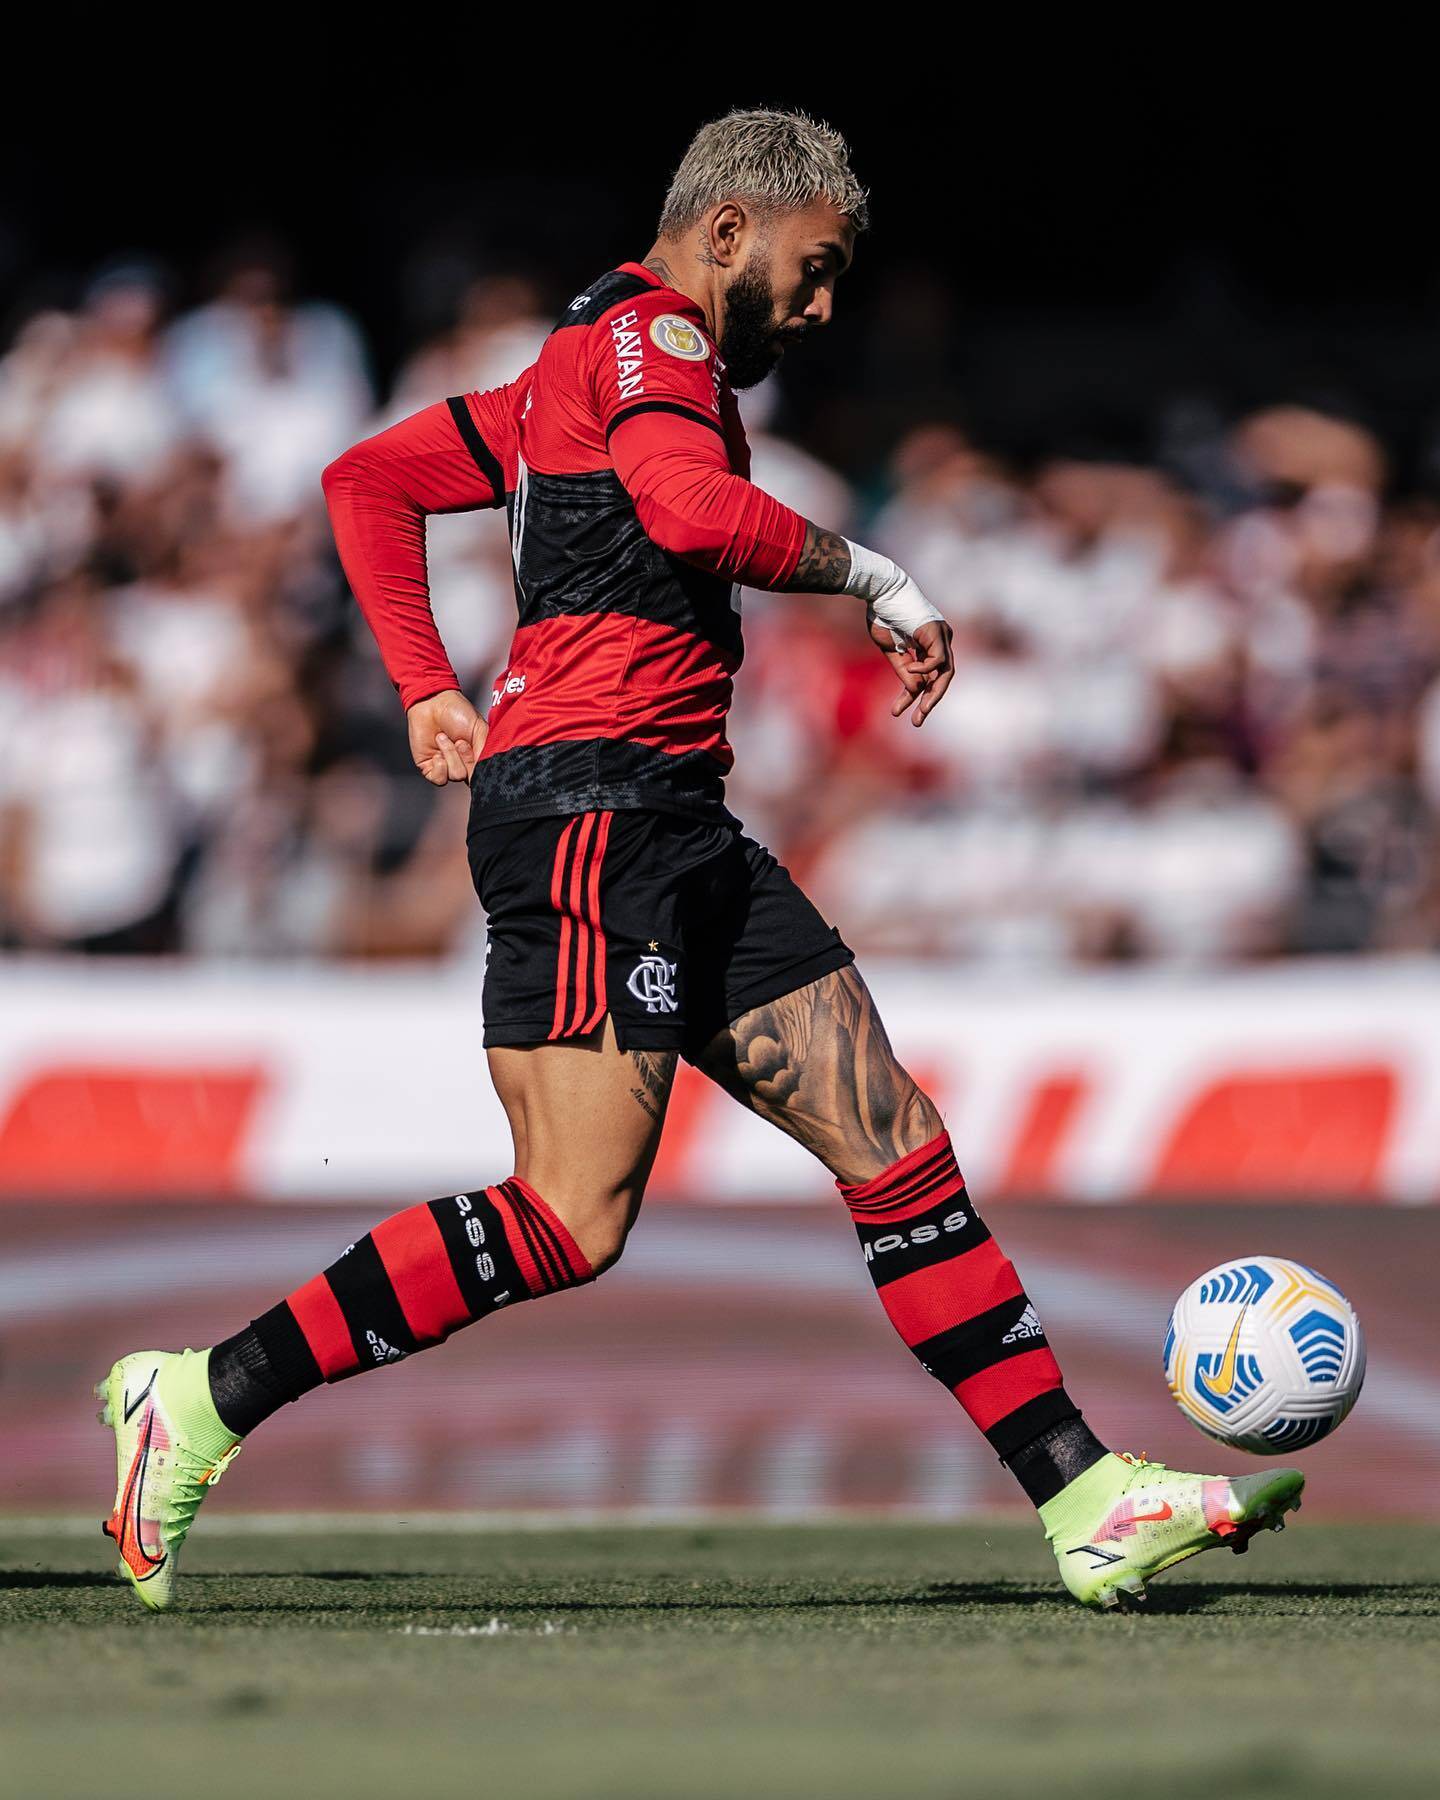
top-left (587, 290), bottom-right (724, 444)
top-left (609, 406), bottom-right (806, 588)
top-left (322, 382), bottom-right (520, 710)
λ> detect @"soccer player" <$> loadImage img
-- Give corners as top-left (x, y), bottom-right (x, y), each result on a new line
top-left (99, 110), bottom-right (1302, 1610)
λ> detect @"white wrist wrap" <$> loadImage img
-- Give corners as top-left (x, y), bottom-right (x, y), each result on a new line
top-left (842, 537), bottom-right (945, 649)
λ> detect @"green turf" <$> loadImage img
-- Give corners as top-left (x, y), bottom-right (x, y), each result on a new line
top-left (3, 1521), bottom-right (1438, 1799)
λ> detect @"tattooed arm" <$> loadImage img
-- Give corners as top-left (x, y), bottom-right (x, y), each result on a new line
top-left (781, 524), bottom-right (852, 593)
top-left (695, 966), bottom-right (942, 1187)
top-left (776, 525), bottom-right (955, 724)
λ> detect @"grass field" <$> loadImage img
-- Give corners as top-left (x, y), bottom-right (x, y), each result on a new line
top-left (3, 1519), bottom-right (1439, 1799)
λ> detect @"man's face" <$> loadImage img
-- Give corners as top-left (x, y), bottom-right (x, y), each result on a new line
top-left (717, 199), bottom-right (855, 390)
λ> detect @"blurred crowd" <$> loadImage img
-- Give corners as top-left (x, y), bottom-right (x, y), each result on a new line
top-left (2, 247), bottom-right (1439, 967)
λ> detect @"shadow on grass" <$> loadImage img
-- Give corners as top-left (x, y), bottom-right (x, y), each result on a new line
top-left (0, 1570), bottom-right (119, 1590)
top-left (184, 1583), bottom-right (1066, 1617)
top-left (1136, 1580), bottom-right (1440, 1615)
top-left (14, 1569), bottom-right (1436, 1620)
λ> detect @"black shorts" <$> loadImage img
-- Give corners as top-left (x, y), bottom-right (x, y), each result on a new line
top-left (469, 809), bottom-right (854, 1056)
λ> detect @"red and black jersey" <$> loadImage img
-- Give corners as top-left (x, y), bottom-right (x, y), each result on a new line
top-left (323, 263), bottom-right (807, 826)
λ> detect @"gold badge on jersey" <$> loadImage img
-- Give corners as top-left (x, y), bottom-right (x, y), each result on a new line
top-left (649, 313), bottom-right (709, 361)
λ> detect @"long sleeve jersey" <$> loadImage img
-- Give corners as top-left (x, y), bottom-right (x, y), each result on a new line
top-left (323, 261), bottom-right (809, 824)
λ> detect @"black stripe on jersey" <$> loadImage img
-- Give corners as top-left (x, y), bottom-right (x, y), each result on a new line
top-left (470, 739), bottom-right (732, 827)
top-left (912, 1296), bottom-right (1051, 1392)
top-left (324, 1236), bottom-right (419, 1363)
top-left (552, 270), bottom-right (655, 330)
top-left (427, 1191), bottom-right (526, 1315)
top-left (855, 1194), bottom-right (991, 1289)
top-left (445, 397), bottom-right (506, 501)
top-left (605, 400), bottom-right (725, 442)
top-left (506, 466), bottom-right (743, 655)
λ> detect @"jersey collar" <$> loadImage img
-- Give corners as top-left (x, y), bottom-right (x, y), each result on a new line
top-left (616, 262), bottom-right (708, 325)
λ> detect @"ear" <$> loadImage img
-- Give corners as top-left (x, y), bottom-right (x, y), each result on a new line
top-left (702, 201), bottom-right (747, 268)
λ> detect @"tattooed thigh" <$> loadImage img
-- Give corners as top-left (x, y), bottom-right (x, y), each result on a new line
top-left (695, 967), bottom-right (942, 1185)
top-left (627, 1048), bottom-right (677, 1124)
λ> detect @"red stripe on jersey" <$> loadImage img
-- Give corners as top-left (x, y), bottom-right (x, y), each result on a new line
top-left (580, 811), bottom-right (614, 1033)
top-left (951, 1346), bottom-right (1066, 1434)
top-left (286, 1274), bottom-right (358, 1380)
top-left (371, 1204), bottom-right (471, 1346)
top-left (481, 614), bottom-right (739, 767)
top-left (875, 1241), bottom-right (1025, 1349)
top-left (548, 820), bottom-right (577, 1040)
top-left (565, 812), bottom-right (598, 1036)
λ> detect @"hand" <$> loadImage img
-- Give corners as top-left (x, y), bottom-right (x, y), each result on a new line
top-left (868, 610), bottom-right (955, 727)
top-left (407, 689), bottom-right (487, 786)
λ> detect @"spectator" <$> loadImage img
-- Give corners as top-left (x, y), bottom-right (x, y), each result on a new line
top-left (2, 255), bottom-right (1437, 967)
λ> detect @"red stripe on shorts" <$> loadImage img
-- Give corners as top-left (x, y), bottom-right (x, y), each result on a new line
top-left (580, 811), bottom-right (614, 1033)
top-left (565, 812), bottom-right (598, 1035)
top-left (548, 819), bottom-right (578, 1040)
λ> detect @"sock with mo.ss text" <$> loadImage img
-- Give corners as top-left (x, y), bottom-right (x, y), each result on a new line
top-left (205, 1178), bottom-right (593, 1436)
top-left (839, 1132), bottom-right (1107, 1507)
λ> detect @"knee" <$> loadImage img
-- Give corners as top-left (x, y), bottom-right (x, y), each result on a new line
top-left (535, 1184), bottom-right (637, 1278)
top-left (872, 1073), bottom-right (943, 1156)
top-left (578, 1213), bottom-right (630, 1277)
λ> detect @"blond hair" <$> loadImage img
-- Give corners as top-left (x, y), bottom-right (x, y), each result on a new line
top-left (658, 108), bottom-right (869, 236)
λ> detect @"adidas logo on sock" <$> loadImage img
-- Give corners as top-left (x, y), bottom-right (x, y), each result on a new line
top-left (1003, 1304), bottom-right (1044, 1344)
top-left (365, 1330), bottom-right (407, 1364)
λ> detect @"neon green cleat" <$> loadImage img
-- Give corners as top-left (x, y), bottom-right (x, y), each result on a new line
top-left (1041, 1451), bottom-right (1305, 1610)
top-left (97, 1349), bottom-right (242, 1612)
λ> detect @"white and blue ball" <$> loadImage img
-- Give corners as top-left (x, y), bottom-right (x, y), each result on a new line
top-left (1164, 1255), bottom-right (1365, 1454)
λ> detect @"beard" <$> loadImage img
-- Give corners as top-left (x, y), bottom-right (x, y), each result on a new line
top-left (718, 257), bottom-right (806, 390)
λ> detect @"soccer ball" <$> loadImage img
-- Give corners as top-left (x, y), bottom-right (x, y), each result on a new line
top-left (1163, 1256), bottom-right (1365, 1454)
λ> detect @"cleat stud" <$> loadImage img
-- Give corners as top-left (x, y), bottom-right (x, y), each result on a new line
top-left (1270, 1517), bottom-right (1285, 1532)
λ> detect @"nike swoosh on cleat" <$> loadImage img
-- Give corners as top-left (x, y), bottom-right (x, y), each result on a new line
top-left (1197, 1306), bottom-right (1249, 1400)
top-left (1128, 1504), bottom-right (1173, 1524)
top-left (122, 1369), bottom-right (159, 1423)
top-left (113, 1407), bottom-right (167, 1577)
top-left (1067, 1545), bottom-right (1125, 1568)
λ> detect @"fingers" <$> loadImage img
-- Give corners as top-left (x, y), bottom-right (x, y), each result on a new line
top-left (435, 732), bottom-right (471, 784)
top-left (912, 661), bottom-right (954, 725)
top-left (905, 622), bottom-right (955, 727)
top-left (889, 656), bottom-right (922, 716)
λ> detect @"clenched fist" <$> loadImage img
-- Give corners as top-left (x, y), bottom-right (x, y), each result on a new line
top-left (407, 688), bottom-right (487, 786)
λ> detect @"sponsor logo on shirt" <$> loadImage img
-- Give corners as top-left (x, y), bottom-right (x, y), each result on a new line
top-left (490, 672), bottom-right (526, 711)
top-left (610, 309), bottom-right (645, 399)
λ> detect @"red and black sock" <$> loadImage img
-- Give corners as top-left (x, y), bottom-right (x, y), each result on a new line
top-left (207, 1179), bottom-right (592, 1435)
top-left (840, 1132), bottom-right (1106, 1506)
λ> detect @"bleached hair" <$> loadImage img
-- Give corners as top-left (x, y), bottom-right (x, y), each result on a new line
top-left (657, 108), bottom-right (869, 237)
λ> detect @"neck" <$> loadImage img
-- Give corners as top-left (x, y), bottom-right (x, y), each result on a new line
top-left (642, 237), bottom-right (721, 339)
